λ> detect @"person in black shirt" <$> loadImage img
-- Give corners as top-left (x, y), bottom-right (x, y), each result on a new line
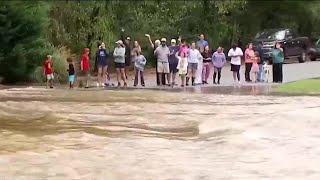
top-left (201, 46), bottom-right (212, 84)
top-left (121, 28), bottom-right (131, 79)
top-left (67, 57), bottom-right (75, 89)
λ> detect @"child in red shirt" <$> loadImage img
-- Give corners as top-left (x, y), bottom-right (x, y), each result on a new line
top-left (81, 48), bottom-right (90, 88)
top-left (43, 55), bottom-right (54, 88)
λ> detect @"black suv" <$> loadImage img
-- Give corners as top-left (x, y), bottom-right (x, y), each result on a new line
top-left (253, 28), bottom-right (310, 63)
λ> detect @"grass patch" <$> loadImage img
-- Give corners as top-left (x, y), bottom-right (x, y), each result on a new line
top-left (274, 79), bottom-right (320, 93)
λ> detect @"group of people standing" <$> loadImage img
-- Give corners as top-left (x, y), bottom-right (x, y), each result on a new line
top-left (42, 31), bottom-right (284, 89)
top-left (150, 34), bottom-right (227, 87)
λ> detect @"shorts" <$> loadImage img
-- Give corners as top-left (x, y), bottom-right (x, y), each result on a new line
top-left (157, 62), bottom-right (170, 73)
top-left (230, 64), bottom-right (240, 72)
top-left (46, 73), bottom-right (54, 80)
top-left (82, 70), bottom-right (90, 76)
top-left (68, 75), bottom-right (75, 83)
top-left (169, 63), bottom-right (178, 73)
top-left (188, 63), bottom-right (198, 70)
top-left (115, 62), bottom-right (125, 69)
top-left (97, 59), bottom-right (108, 67)
top-left (178, 69), bottom-right (187, 75)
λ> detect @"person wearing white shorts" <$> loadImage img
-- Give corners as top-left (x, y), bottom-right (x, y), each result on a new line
top-left (157, 61), bottom-right (169, 74)
top-left (154, 38), bottom-right (170, 86)
top-left (46, 73), bottom-right (54, 80)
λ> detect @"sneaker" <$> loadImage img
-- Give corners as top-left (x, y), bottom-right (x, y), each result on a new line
top-left (117, 82), bottom-right (121, 87)
top-left (238, 81), bottom-right (242, 85)
top-left (100, 83), bottom-right (105, 87)
top-left (133, 84), bottom-right (137, 87)
top-left (142, 84), bottom-right (145, 87)
top-left (96, 82), bottom-right (100, 87)
top-left (123, 83), bottom-right (127, 87)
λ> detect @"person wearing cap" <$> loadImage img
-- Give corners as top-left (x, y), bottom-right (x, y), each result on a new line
top-left (96, 42), bottom-right (109, 87)
top-left (154, 38), bottom-right (170, 86)
top-left (168, 39), bottom-right (179, 86)
top-left (113, 40), bottom-right (127, 87)
top-left (196, 34), bottom-right (209, 53)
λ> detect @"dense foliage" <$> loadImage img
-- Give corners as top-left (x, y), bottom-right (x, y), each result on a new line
top-left (1, 0), bottom-right (320, 83)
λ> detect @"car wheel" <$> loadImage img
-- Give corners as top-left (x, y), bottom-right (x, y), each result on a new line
top-left (298, 51), bottom-right (306, 63)
top-left (310, 56), bottom-right (317, 61)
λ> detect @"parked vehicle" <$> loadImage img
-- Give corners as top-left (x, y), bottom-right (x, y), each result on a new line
top-left (252, 28), bottom-right (310, 63)
top-left (307, 38), bottom-right (320, 61)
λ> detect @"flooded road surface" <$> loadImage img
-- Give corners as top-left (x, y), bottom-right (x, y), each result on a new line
top-left (0, 87), bottom-right (320, 179)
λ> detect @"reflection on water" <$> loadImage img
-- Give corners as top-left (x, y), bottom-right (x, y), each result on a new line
top-left (0, 87), bottom-right (320, 179)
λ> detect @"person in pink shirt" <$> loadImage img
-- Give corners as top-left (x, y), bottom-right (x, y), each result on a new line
top-left (244, 43), bottom-right (255, 82)
top-left (179, 39), bottom-right (189, 56)
top-left (251, 51), bottom-right (260, 83)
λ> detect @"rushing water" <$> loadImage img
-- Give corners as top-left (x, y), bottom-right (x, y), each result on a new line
top-left (0, 87), bottom-right (320, 180)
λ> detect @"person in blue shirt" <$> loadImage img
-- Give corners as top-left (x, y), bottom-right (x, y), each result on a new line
top-left (196, 34), bottom-right (209, 53)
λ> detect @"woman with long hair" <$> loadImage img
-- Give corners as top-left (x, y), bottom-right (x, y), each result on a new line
top-left (96, 42), bottom-right (109, 87)
top-left (212, 47), bottom-right (226, 84)
top-left (201, 45), bottom-right (212, 84)
top-left (244, 43), bottom-right (254, 82)
top-left (271, 42), bottom-right (284, 83)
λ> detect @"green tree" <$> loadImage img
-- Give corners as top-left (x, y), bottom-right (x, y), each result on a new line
top-left (0, 1), bottom-right (50, 83)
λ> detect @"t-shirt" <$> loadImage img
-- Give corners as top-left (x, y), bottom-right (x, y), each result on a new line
top-left (228, 47), bottom-right (243, 65)
top-left (96, 48), bottom-right (108, 62)
top-left (154, 46), bottom-right (170, 63)
top-left (196, 40), bottom-right (208, 49)
top-left (179, 45), bottom-right (189, 56)
top-left (81, 54), bottom-right (90, 71)
top-left (201, 51), bottom-right (212, 63)
top-left (244, 48), bottom-right (255, 63)
top-left (271, 48), bottom-right (284, 64)
top-left (43, 59), bottom-right (53, 75)
top-left (169, 46), bottom-right (179, 64)
top-left (188, 49), bottom-right (202, 63)
top-left (68, 64), bottom-right (75, 75)
top-left (113, 47), bottom-right (126, 63)
top-left (134, 55), bottom-right (147, 71)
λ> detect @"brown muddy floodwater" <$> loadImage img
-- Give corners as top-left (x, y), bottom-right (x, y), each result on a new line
top-left (0, 87), bottom-right (320, 180)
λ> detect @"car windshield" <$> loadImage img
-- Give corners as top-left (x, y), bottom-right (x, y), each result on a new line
top-left (255, 30), bottom-right (285, 40)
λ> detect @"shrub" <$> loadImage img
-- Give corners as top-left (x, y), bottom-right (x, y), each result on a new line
top-left (31, 46), bottom-right (73, 84)
top-left (0, 1), bottom-right (50, 83)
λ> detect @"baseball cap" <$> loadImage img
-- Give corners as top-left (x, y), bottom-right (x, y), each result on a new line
top-left (115, 40), bottom-right (123, 45)
top-left (126, 37), bottom-right (131, 40)
top-left (171, 39), bottom-right (176, 43)
top-left (161, 38), bottom-right (166, 42)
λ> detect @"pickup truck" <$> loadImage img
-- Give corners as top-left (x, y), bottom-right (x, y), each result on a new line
top-left (252, 28), bottom-right (310, 63)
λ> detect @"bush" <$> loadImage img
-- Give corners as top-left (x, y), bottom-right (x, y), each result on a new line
top-left (0, 1), bottom-right (50, 83)
top-left (31, 46), bottom-right (73, 84)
